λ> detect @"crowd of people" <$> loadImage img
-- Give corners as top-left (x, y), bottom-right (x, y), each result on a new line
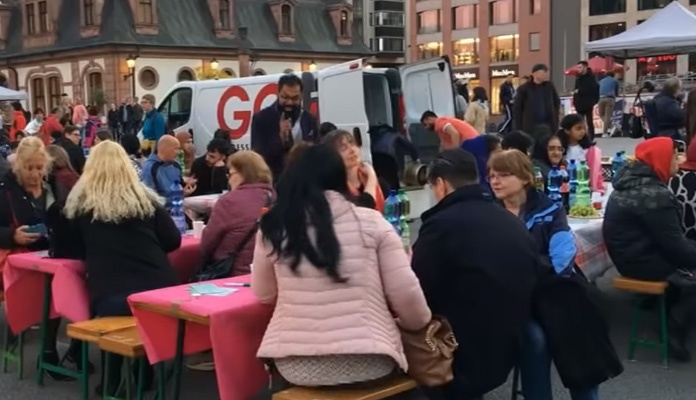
top-left (3, 66), bottom-right (696, 400)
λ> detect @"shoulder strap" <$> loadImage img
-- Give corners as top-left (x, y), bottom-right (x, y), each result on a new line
top-left (227, 191), bottom-right (274, 258)
top-left (151, 161), bottom-right (163, 194)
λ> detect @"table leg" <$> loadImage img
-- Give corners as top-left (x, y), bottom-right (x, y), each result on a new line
top-left (2, 323), bottom-right (25, 378)
top-left (171, 320), bottom-right (186, 400)
top-left (36, 274), bottom-right (52, 386)
top-left (156, 363), bottom-right (166, 400)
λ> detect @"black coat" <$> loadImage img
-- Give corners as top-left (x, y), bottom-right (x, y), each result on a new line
top-left (603, 161), bottom-right (696, 280)
top-left (573, 71), bottom-right (600, 114)
top-left (188, 156), bottom-right (229, 197)
top-left (411, 185), bottom-right (538, 397)
top-left (58, 137), bottom-right (86, 175)
top-left (46, 201), bottom-right (181, 306)
top-left (513, 81), bottom-right (560, 138)
top-left (0, 172), bottom-right (68, 252)
top-left (653, 91), bottom-right (685, 137)
top-left (250, 102), bottom-right (318, 181)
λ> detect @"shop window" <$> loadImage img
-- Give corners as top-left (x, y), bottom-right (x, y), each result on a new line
top-left (451, 38), bottom-right (479, 66)
top-left (417, 42), bottom-right (443, 60)
top-left (489, 34), bottom-right (519, 63)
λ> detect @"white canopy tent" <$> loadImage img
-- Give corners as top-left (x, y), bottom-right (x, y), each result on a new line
top-left (0, 86), bottom-right (27, 101)
top-left (585, 1), bottom-right (696, 58)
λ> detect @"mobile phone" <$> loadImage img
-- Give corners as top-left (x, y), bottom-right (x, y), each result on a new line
top-left (675, 140), bottom-right (686, 154)
top-left (24, 223), bottom-right (47, 236)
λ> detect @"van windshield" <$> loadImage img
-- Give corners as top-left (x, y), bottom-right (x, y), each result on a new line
top-left (158, 87), bottom-right (193, 131)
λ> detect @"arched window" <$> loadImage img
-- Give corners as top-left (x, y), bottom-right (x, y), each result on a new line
top-left (30, 77), bottom-right (46, 112)
top-left (86, 72), bottom-right (102, 105)
top-left (221, 68), bottom-right (236, 78)
top-left (252, 69), bottom-right (267, 76)
top-left (283, 68), bottom-right (294, 74)
top-left (340, 11), bottom-right (348, 37)
top-left (280, 4), bottom-right (292, 35)
top-left (48, 76), bottom-right (62, 109)
top-left (177, 69), bottom-right (195, 82)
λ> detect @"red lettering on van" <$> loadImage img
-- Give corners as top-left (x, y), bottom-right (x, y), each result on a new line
top-left (216, 83), bottom-right (279, 140)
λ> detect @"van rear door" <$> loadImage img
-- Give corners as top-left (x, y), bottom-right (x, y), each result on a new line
top-left (399, 56), bottom-right (456, 162)
top-left (317, 59), bottom-right (371, 163)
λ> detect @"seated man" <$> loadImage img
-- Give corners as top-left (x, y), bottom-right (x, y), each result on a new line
top-left (411, 149), bottom-right (539, 399)
top-left (141, 135), bottom-right (195, 204)
top-left (189, 138), bottom-right (230, 196)
top-left (603, 137), bottom-right (696, 361)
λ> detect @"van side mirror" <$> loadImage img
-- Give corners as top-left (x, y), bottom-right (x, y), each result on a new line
top-left (353, 127), bottom-right (362, 148)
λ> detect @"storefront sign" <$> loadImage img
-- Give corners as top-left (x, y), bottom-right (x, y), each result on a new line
top-left (637, 55), bottom-right (677, 63)
top-left (454, 70), bottom-right (478, 80)
top-left (490, 66), bottom-right (518, 77)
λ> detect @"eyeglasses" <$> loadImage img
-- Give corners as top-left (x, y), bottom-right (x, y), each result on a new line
top-left (547, 146), bottom-right (564, 152)
top-left (488, 172), bottom-right (514, 182)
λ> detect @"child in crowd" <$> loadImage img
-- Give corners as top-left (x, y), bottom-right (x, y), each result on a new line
top-left (557, 113), bottom-right (604, 193)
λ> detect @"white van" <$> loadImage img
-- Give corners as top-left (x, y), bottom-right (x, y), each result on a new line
top-left (154, 56), bottom-right (455, 216)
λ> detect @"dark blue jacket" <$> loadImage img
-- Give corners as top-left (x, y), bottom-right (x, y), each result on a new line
top-left (522, 188), bottom-right (576, 275)
top-left (461, 135), bottom-right (492, 193)
top-left (250, 101), bottom-right (317, 181)
top-left (142, 109), bottom-right (166, 141)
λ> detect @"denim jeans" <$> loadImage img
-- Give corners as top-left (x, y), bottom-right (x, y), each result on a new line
top-left (520, 321), bottom-right (599, 400)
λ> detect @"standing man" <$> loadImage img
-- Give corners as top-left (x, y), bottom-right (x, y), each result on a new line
top-left (140, 94), bottom-right (166, 155)
top-left (131, 96), bottom-right (144, 135)
top-left (251, 74), bottom-right (318, 181)
top-left (118, 98), bottom-right (132, 137)
top-left (498, 73), bottom-right (516, 134)
top-left (513, 64), bottom-right (561, 141)
top-left (573, 61), bottom-right (600, 140)
top-left (598, 71), bottom-right (620, 137)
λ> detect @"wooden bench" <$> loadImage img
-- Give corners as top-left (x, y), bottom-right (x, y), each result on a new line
top-left (67, 317), bottom-right (137, 344)
top-left (613, 277), bottom-right (669, 368)
top-left (273, 375), bottom-right (418, 400)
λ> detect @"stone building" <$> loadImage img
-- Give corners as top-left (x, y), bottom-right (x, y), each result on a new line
top-left (0, 0), bottom-right (371, 112)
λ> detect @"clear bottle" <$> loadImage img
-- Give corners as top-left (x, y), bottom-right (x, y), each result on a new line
top-left (547, 166), bottom-right (563, 206)
top-left (559, 165), bottom-right (570, 212)
top-left (399, 216), bottom-right (410, 251)
top-left (611, 151), bottom-right (624, 181)
top-left (576, 160), bottom-right (591, 206)
top-left (397, 189), bottom-right (410, 221)
top-left (384, 190), bottom-right (401, 234)
top-left (533, 167), bottom-right (545, 192)
top-left (567, 160), bottom-right (578, 207)
top-left (169, 181), bottom-right (187, 234)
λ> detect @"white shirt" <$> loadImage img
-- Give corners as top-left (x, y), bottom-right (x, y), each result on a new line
top-left (566, 145), bottom-right (586, 163)
top-left (24, 119), bottom-right (42, 135)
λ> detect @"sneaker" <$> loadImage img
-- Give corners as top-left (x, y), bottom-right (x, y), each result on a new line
top-left (185, 351), bottom-right (215, 371)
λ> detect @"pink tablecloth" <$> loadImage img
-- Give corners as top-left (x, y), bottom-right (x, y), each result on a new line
top-left (128, 275), bottom-right (273, 400)
top-left (4, 235), bottom-right (202, 334)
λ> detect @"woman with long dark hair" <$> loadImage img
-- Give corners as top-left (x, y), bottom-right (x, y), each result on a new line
top-left (556, 114), bottom-right (604, 193)
top-left (532, 133), bottom-right (566, 183)
top-left (465, 86), bottom-right (490, 134)
top-left (251, 144), bottom-right (430, 390)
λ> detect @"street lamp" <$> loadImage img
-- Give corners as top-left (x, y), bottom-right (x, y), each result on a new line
top-left (123, 55), bottom-right (138, 98)
top-left (308, 60), bottom-right (317, 71)
top-left (210, 58), bottom-right (219, 70)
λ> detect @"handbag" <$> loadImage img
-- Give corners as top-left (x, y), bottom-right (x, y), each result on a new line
top-left (189, 191), bottom-right (273, 282)
top-left (400, 315), bottom-right (459, 387)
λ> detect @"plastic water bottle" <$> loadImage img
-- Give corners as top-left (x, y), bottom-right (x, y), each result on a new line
top-left (559, 165), bottom-right (570, 212)
top-left (547, 166), bottom-right (563, 206)
top-left (384, 190), bottom-right (401, 234)
top-left (399, 216), bottom-right (410, 251)
top-left (169, 181), bottom-right (187, 234)
top-left (611, 151), bottom-right (625, 180)
top-left (576, 160), bottom-right (591, 206)
top-left (397, 189), bottom-right (410, 221)
top-left (533, 167), bottom-right (545, 192)
top-left (568, 159), bottom-right (578, 207)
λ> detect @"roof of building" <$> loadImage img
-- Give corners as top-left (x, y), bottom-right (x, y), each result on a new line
top-left (0, 0), bottom-right (371, 59)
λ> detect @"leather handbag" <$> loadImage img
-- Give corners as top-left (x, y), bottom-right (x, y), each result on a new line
top-left (400, 315), bottom-right (459, 387)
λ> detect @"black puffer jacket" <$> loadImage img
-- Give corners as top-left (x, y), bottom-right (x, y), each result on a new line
top-left (603, 161), bottom-right (696, 280)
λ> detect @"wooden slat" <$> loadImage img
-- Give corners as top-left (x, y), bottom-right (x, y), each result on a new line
top-left (67, 317), bottom-right (137, 344)
top-left (98, 327), bottom-right (144, 358)
top-left (613, 277), bottom-right (668, 295)
top-left (273, 375), bottom-right (417, 400)
top-left (130, 301), bottom-right (210, 325)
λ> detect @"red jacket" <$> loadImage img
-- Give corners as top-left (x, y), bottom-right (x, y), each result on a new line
top-left (10, 110), bottom-right (26, 141)
top-left (39, 115), bottom-right (63, 145)
top-left (200, 183), bottom-right (274, 275)
top-left (52, 168), bottom-right (79, 191)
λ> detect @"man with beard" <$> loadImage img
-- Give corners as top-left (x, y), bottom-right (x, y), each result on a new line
top-left (251, 74), bottom-right (318, 181)
top-left (573, 61), bottom-right (599, 140)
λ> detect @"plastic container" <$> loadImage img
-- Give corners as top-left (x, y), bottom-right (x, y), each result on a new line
top-left (568, 159), bottom-right (578, 207)
top-left (384, 190), bottom-right (401, 234)
top-left (397, 189), bottom-right (410, 220)
top-left (168, 181), bottom-right (187, 234)
top-left (576, 160), bottom-right (591, 207)
top-left (547, 166), bottom-right (563, 205)
top-left (533, 167), bottom-right (545, 192)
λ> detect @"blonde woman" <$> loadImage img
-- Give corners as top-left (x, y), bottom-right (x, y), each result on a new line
top-left (49, 141), bottom-right (182, 396)
top-left (0, 137), bottom-right (80, 380)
